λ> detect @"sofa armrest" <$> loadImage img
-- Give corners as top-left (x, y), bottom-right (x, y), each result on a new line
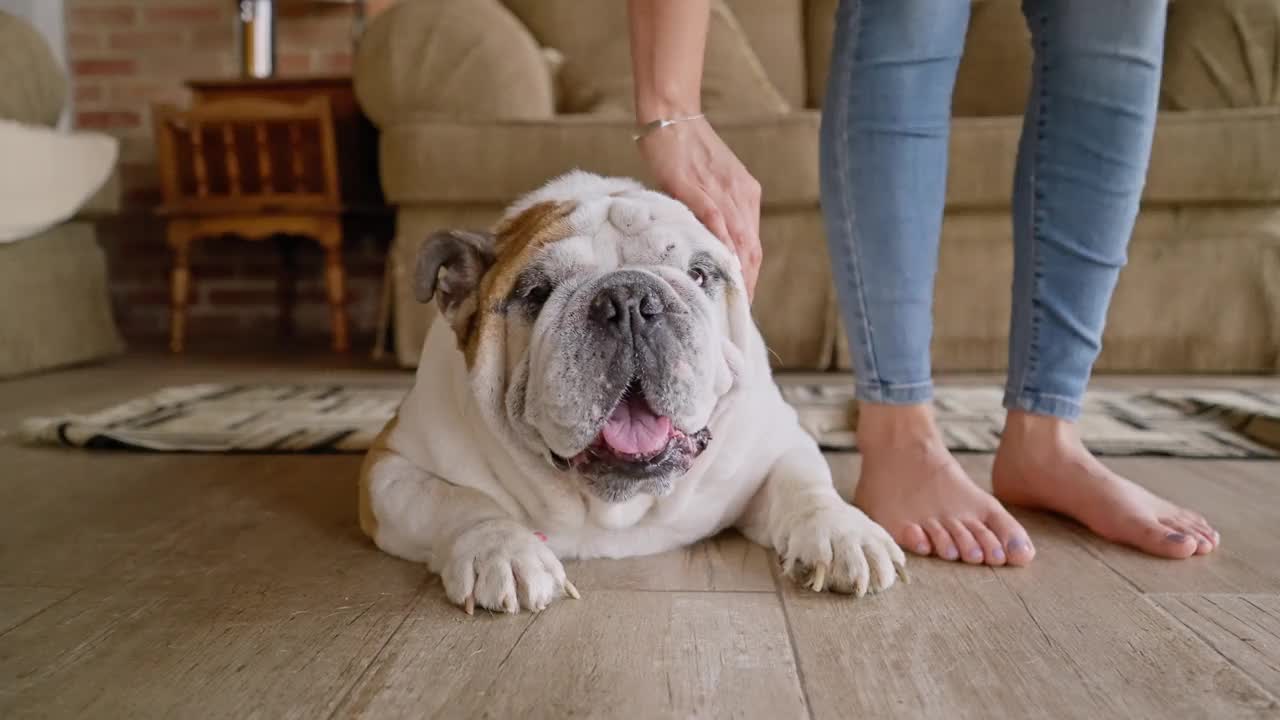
top-left (354, 0), bottom-right (556, 128)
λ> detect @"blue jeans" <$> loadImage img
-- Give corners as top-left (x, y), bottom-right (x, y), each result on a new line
top-left (819, 0), bottom-right (1166, 420)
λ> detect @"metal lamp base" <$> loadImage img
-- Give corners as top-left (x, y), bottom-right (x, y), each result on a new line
top-left (239, 0), bottom-right (276, 79)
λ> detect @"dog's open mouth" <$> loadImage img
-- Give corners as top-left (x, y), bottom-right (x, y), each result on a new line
top-left (550, 379), bottom-right (711, 472)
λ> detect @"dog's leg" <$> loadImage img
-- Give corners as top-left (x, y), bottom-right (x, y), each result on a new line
top-left (736, 440), bottom-right (907, 596)
top-left (361, 448), bottom-right (578, 614)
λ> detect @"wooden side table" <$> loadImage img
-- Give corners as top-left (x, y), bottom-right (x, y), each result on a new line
top-left (153, 96), bottom-right (351, 353)
top-left (171, 76), bottom-right (390, 350)
top-left (186, 76), bottom-right (382, 208)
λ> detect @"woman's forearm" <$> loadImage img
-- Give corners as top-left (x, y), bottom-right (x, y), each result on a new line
top-left (627, 0), bottom-right (711, 123)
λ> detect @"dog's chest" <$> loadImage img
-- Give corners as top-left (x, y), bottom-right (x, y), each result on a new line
top-left (538, 461), bottom-right (756, 561)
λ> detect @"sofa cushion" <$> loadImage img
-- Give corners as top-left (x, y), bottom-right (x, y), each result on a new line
top-left (79, 164), bottom-right (123, 217)
top-left (947, 109), bottom-right (1280, 208)
top-left (808, 0), bottom-right (1033, 115)
top-left (0, 222), bottom-right (124, 379)
top-left (0, 11), bottom-right (66, 127)
top-left (804, 0), bottom-right (837, 108)
top-left (953, 0), bottom-right (1033, 117)
top-left (381, 107), bottom-right (1280, 210)
top-left (379, 113), bottom-right (821, 208)
top-left (354, 0), bottom-right (555, 127)
top-left (502, 0), bottom-right (789, 117)
top-left (836, 205), bottom-right (1280, 373)
top-left (1163, 0), bottom-right (1280, 110)
top-left (723, 0), bottom-right (808, 108)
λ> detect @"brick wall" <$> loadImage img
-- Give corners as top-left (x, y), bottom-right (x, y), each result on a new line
top-left (67, 0), bottom-right (389, 349)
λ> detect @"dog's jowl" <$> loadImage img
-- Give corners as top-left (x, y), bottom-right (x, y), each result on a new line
top-left (359, 171), bottom-right (906, 614)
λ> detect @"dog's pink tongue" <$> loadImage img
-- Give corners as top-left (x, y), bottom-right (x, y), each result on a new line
top-left (601, 395), bottom-right (671, 457)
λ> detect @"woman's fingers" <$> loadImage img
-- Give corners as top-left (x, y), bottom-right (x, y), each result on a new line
top-left (638, 119), bottom-right (763, 299)
top-left (686, 185), bottom-right (734, 251)
top-left (717, 186), bottom-right (761, 299)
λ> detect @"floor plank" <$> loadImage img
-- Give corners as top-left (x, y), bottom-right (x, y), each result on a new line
top-left (2, 356), bottom-right (1279, 718)
top-left (0, 586), bottom-right (75, 637)
top-left (565, 531), bottom-right (776, 593)
top-left (1151, 594), bottom-right (1280, 695)
top-left (1, 450), bottom-right (423, 601)
top-left (337, 589), bottom-right (806, 719)
top-left (778, 473), bottom-right (1280, 720)
top-left (1072, 459), bottom-right (1280, 593)
top-left (0, 586), bottom-right (419, 720)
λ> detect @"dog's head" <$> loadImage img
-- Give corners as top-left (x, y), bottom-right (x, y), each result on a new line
top-left (416, 171), bottom-right (753, 503)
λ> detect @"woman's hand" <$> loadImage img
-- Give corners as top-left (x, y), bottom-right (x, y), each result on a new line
top-left (627, 0), bottom-right (763, 300)
top-left (638, 120), bottom-right (763, 299)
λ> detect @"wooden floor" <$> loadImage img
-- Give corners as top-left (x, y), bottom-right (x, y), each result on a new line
top-left (1, 355), bottom-right (1278, 719)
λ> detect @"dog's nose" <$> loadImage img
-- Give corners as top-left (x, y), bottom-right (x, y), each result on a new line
top-left (589, 284), bottom-right (664, 332)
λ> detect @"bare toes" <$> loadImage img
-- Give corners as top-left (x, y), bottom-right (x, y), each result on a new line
top-left (964, 520), bottom-right (1006, 566)
top-left (900, 524), bottom-right (932, 556)
top-left (985, 509), bottom-right (1035, 566)
top-left (943, 519), bottom-right (984, 565)
top-left (1181, 513), bottom-right (1218, 548)
top-left (1166, 519), bottom-right (1215, 556)
top-left (1132, 521), bottom-right (1199, 559)
top-left (923, 519), bottom-right (958, 562)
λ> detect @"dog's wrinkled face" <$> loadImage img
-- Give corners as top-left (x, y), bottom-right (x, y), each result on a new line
top-left (415, 172), bottom-right (745, 503)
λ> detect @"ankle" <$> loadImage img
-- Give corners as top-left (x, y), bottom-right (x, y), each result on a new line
top-left (998, 410), bottom-right (1086, 461)
top-left (856, 402), bottom-right (943, 450)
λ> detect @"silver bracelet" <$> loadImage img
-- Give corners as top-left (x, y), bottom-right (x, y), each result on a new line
top-left (632, 113), bottom-right (706, 142)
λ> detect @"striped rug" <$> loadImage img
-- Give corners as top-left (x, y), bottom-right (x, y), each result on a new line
top-left (18, 381), bottom-right (1280, 458)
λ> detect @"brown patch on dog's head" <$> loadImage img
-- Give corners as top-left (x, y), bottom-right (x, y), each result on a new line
top-left (465, 200), bottom-right (575, 365)
top-left (483, 201), bottom-right (576, 301)
top-left (413, 200), bottom-right (575, 366)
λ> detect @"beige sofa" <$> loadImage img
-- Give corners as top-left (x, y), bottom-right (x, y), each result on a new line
top-left (0, 12), bottom-right (123, 379)
top-left (356, 0), bottom-right (1280, 374)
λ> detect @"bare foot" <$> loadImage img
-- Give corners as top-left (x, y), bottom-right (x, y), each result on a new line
top-left (992, 410), bottom-right (1219, 559)
top-left (853, 403), bottom-right (1035, 567)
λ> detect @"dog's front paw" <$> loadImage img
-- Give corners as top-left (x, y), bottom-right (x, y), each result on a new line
top-left (777, 502), bottom-right (907, 597)
top-left (442, 519), bottom-right (579, 615)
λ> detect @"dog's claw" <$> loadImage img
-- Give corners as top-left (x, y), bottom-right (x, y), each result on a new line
top-left (810, 563), bottom-right (827, 592)
top-left (463, 594), bottom-right (475, 615)
top-left (563, 579), bottom-right (581, 600)
top-left (894, 561), bottom-right (910, 584)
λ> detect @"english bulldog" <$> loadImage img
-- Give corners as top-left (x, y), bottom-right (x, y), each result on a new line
top-left (359, 171), bottom-right (905, 614)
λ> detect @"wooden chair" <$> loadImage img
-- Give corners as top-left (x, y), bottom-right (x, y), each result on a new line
top-left (153, 96), bottom-right (348, 352)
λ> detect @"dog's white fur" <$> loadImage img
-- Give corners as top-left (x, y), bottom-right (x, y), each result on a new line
top-left (359, 172), bottom-right (905, 613)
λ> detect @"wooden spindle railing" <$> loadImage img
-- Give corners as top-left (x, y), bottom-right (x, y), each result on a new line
top-left (190, 121), bottom-right (209, 198)
top-left (222, 122), bottom-right (241, 196)
top-left (255, 122), bottom-right (273, 194)
top-left (288, 122), bottom-right (305, 193)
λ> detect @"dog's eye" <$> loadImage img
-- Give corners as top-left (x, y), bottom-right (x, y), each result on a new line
top-left (688, 267), bottom-right (708, 287)
top-left (523, 283), bottom-right (552, 307)
top-left (507, 271), bottom-right (555, 316)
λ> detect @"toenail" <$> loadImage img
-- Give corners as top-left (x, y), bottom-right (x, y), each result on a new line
top-left (1007, 538), bottom-right (1029, 554)
top-left (915, 542), bottom-right (930, 554)
top-left (966, 548), bottom-right (983, 562)
top-left (991, 547), bottom-right (1006, 562)
top-left (941, 546), bottom-right (959, 560)
top-left (1166, 532), bottom-right (1189, 543)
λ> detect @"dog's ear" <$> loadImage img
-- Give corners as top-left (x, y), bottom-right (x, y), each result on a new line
top-left (414, 229), bottom-right (496, 316)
